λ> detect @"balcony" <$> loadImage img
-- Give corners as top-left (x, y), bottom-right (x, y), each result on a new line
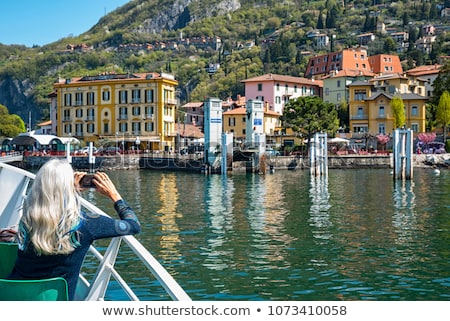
top-left (350, 114), bottom-right (368, 120)
top-left (132, 98), bottom-right (141, 104)
top-left (118, 115), bottom-right (128, 120)
top-left (165, 98), bottom-right (177, 105)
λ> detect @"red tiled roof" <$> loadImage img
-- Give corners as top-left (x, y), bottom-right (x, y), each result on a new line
top-left (242, 73), bottom-right (323, 87)
top-left (176, 123), bottom-right (204, 138)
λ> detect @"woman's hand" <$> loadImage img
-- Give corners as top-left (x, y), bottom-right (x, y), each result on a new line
top-left (92, 172), bottom-right (122, 203)
top-left (74, 171), bottom-right (85, 190)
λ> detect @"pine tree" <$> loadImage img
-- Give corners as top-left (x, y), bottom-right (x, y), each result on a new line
top-left (317, 11), bottom-right (324, 29)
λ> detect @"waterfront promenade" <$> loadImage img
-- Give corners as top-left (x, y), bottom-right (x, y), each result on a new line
top-left (9, 152), bottom-right (450, 172)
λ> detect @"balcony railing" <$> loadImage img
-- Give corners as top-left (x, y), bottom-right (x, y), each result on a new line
top-left (350, 114), bottom-right (368, 120)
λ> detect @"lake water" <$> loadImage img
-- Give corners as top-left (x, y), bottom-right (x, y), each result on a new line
top-left (81, 167), bottom-right (450, 301)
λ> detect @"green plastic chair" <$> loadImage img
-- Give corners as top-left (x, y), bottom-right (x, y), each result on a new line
top-left (0, 277), bottom-right (69, 301)
top-left (0, 242), bottom-right (18, 278)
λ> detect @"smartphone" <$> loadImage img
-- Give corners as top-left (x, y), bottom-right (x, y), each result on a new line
top-left (80, 174), bottom-right (96, 188)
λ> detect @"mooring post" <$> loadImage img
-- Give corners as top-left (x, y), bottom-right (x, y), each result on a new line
top-left (310, 133), bottom-right (328, 177)
top-left (393, 128), bottom-right (413, 180)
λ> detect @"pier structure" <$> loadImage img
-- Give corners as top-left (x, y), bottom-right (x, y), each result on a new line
top-left (245, 99), bottom-right (266, 173)
top-left (393, 128), bottom-right (413, 180)
top-left (221, 132), bottom-right (233, 175)
top-left (310, 132), bottom-right (328, 177)
top-left (203, 98), bottom-right (223, 173)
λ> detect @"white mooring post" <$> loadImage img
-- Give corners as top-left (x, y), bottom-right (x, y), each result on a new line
top-left (310, 133), bottom-right (328, 177)
top-left (393, 128), bottom-right (413, 180)
top-left (221, 132), bottom-right (233, 175)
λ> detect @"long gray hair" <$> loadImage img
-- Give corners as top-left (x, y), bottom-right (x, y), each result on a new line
top-left (18, 159), bottom-right (81, 255)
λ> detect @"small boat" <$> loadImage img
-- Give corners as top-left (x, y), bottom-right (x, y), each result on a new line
top-left (0, 162), bottom-right (191, 301)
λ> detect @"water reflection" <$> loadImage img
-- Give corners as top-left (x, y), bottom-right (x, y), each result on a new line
top-left (203, 175), bottom-right (235, 271)
top-left (309, 176), bottom-right (332, 242)
top-left (392, 179), bottom-right (417, 246)
top-left (157, 173), bottom-right (181, 262)
top-left (81, 169), bottom-right (450, 300)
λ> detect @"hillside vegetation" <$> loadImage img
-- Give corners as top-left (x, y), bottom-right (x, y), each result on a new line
top-left (0, 0), bottom-right (449, 126)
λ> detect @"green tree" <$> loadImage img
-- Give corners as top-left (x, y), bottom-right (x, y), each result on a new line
top-left (316, 11), bottom-right (324, 29)
top-left (383, 37), bottom-right (397, 53)
top-left (0, 104), bottom-right (26, 137)
top-left (280, 96), bottom-right (339, 143)
top-left (391, 95), bottom-right (406, 129)
top-left (436, 90), bottom-right (450, 143)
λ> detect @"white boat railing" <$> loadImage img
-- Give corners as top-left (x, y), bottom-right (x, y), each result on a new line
top-left (0, 162), bottom-right (191, 301)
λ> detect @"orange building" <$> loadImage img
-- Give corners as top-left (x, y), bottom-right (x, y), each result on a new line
top-left (368, 54), bottom-right (403, 74)
top-left (304, 47), bottom-right (371, 79)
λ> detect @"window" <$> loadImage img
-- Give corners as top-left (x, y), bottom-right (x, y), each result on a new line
top-left (64, 124), bottom-right (72, 135)
top-left (325, 88), bottom-right (329, 96)
top-left (145, 89), bottom-right (154, 103)
top-left (87, 92), bottom-right (95, 105)
top-left (119, 90), bottom-right (128, 104)
top-left (357, 107), bottom-right (364, 117)
top-left (379, 106), bottom-right (385, 117)
top-left (229, 117), bottom-right (236, 126)
top-left (354, 90), bottom-right (366, 100)
top-left (411, 123), bottom-right (419, 132)
top-left (337, 93), bottom-right (341, 101)
top-left (412, 106), bottom-right (418, 116)
top-left (132, 106), bottom-right (141, 116)
top-left (294, 85), bottom-right (297, 93)
top-left (102, 90), bottom-right (110, 101)
top-left (64, 93), bottom-right (72, 107)
top-left (337, 80), bottom-right (341, 88)
top-left (119, 122), bottom-right (128, 132)
top-left (145, 106), bottom-right (154, 118)
top-left (132, 89), bottom-right (141, 103)
top-left (257, 83), bottom-right (263, 91)
top-left (378, 123), bottom-right (385, 134)
top-left (276, 84), bottom-right (280, 91)
top-left (275, 96), bottom-right (281, 104)
top-left (63, 109), bottom-right (71, 121)
top-left (75, 123), bottom-right (83, 136)
top-left (87, 108), bottom-right (95, 121)
top-left (145, 122), bottom-right (154, 132)
top-left (75, 109), bottom-right (83, 118)
top-left (75, 92), bottom-right (83, 106)
top-left (103, 123), bottom-right (109, 134)
top-left (132, 122), bottom-right (141, 134)
top-left (87, 123), bottom-right (95, 133)
top-left (119, 107), bottom-right (128, 120)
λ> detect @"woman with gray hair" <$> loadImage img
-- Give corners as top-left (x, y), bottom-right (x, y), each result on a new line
top-left (8, 158), bottom-right (141, 300)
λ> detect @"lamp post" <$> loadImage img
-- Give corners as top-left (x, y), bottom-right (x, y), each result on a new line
top-left (135, 136), bottom-right (140, 153)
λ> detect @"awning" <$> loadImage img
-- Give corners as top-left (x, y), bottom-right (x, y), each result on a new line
top-left (10, 134), bottom-right (79, 146)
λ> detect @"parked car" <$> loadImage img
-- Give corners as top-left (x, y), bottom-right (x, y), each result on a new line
top-left (266, 148), bottom-right (280, 156)
top-left (417, 141), bottom-right (446, 154)
top-left (74, 146), bottom-right (98, 155)
top-left (104, 146), bottom-right (122, 155)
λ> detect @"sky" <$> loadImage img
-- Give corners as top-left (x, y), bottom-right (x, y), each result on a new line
top-left (0, 0), bottom-right (131, 47)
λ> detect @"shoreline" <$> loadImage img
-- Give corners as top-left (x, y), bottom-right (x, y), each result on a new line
top-left (19, 153), bottom-right (450, 172)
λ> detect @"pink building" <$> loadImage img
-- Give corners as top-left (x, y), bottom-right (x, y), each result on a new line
top-left (241, 73), bottom-right (323, 115)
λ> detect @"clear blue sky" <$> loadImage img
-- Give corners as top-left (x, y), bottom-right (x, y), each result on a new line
top-left (0, 0), bottom-right (131, 47)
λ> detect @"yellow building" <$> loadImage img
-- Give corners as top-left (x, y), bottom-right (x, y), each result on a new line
top-left (52, 72), bottom-right (178, 151)
top-left (348, 77), bottom-right (427, 135)
top-left (222, 105), bottom-right (280, 144)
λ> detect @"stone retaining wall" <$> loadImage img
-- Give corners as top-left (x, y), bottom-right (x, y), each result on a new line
top-left (22, 153), bottom-right (450, 172)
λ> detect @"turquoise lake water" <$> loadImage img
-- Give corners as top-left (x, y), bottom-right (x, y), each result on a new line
top-left (81, 168), bottom-right (450, 301)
